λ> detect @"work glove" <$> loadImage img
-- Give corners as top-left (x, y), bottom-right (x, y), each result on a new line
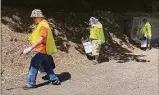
top-left (91, 24), bottom-right (95, 28)
top-left (23, 47), bottom-right (32, 54)
top-left (144, 34), bottom-right (147, 38)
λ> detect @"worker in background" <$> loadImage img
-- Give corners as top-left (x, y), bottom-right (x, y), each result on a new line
top-left (140, 19), bottom-right (152, 50)
top-left (89, 17), bottom-right (105, 65)
top-left (22, 9), bottom-right (60, 90)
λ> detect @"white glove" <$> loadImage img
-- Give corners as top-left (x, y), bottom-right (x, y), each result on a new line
top-left (91, 24), bottom-right (95, 27)
top-left (144, 34), bottom-right (147, 38)
top-left (23, 47), bottom-right (32, 54)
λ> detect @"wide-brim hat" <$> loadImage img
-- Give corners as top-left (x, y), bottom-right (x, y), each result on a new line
top-left (89, 17), bottom-right (98, 26)
top-left (30, 9), bottom-right (45, 18)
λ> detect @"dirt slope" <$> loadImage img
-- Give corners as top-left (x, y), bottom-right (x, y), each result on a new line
top-left (2, 7), bottom-right (158, 95)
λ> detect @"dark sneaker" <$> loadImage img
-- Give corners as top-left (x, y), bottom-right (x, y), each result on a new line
top-left (22, 84), bottom-right (37, 90)
top-left (50, 79), bottom-right (61, 85)
top-left (148, 47), bottom-right (152, 50)
top-left (92, 60), bottom-right (99, 65)
top-left (42, 75), bottom-right (49, 80)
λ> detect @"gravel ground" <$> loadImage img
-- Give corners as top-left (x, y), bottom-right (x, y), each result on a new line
top-left (1, 23), bottom-right (159, 95)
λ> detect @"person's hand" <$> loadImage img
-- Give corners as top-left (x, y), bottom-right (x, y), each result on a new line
top-left (144, 34), bottom-right (147, 38)
top-left (91, 24), bottom-right (95, 27)
top-left (23, 47), bottom-right (32, 54)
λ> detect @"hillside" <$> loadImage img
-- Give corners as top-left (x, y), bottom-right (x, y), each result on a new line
top-left (2, 7), bottom-right (145, 80)
top-left (2, 5), bottom-right (159, 95)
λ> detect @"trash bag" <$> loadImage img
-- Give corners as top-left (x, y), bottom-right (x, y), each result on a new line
top-left (140, 37), bottom-right (147, 48)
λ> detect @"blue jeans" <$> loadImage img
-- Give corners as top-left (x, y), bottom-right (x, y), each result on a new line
top-left (27, 53), bottom-right (58, 85)
top-left (147, 37), bottom-right (151, 48)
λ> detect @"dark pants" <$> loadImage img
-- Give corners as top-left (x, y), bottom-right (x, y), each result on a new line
top-left (147, 38), bottom-right (151, 49)
top-left (27, 53), bottom-right (58, 85)
top-left (38, 55), bottom-right (55, 72)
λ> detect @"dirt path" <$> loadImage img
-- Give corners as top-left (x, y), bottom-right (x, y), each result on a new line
top-left (2, 48), bottom-right (159, 95)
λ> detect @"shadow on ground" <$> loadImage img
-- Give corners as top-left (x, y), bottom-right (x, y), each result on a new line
top-left (57, 72), bottom-right (71, 82)
top-left (151, 38), bottom-right (159, 49)
top-left (35, 72), bottom-right (71, 88)
top-left (41, 72), bottom-right (71, 82)
top-left (5, 72), bottom-right (71, 90)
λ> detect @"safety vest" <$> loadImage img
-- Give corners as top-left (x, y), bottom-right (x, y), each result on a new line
top-left (89, 22), bottom-right (105, 44)
top-left (28, 19), bottom-right (57, 55)
top-left (140, 22), bottom-right (152, 38)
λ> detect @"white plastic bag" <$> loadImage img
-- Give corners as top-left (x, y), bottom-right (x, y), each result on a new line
top-left (82, 41), bottom-right (92, 53)
top-left (141, 39), bottom-right (147, 48)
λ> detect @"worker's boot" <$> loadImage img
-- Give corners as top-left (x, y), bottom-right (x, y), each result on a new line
top-left (22, 84), bottom-right (37, 90)
top-left (148, 44), bottom-right (152, 50)
top-left (92, 55), bottom-right (99, 65)
top-left (50, 79), bottom-right (61, 85)
top-left (42, 75), bottom-right (49, 80)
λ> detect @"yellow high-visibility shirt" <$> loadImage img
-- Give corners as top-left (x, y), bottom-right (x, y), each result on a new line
top-left (89, 22), bottom-right (105, 44)
top-left (28, 19), bottom-right (57, 55)
top-left (140, 22), bottom-right (152, 38)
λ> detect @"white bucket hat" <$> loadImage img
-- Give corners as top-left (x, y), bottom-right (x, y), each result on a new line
top-left (89, 17), bottom-right (98, 26)
top-left (30, 9), bottom-right (44, 18)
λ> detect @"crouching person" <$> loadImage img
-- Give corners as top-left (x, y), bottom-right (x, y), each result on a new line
top-left (89, 17), bottom-right (105, 65)
top-left (22, 9), bottom-right (60, 90)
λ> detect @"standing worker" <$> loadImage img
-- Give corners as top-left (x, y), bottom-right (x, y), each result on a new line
top-left (89, 17), bottom-right (105, 64)
top-left (22, 9), bottom-right (60, 90)
top-left (140, 19), bottom-right (152, 50)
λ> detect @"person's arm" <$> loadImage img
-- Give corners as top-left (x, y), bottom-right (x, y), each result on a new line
top-left (146, 26), bottom-right (152, 38)
top-left (140, 24), bottom-right (145, 37)
top-left (143, 24), bottom-right (150, 38)
top-left (30, 37), bottom-right (44, 49)
top-left (31, 26), bottom-right (47, 49)
top-left (92, 23), bottom-right (102, 28)
top-left (23, 27), bottom-right (47, 54)
top-left (23, 37), bottom-right (44, 54)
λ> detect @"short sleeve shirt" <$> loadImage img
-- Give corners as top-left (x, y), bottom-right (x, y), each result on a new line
top-left (34, 26), bottom-right (48, 54)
